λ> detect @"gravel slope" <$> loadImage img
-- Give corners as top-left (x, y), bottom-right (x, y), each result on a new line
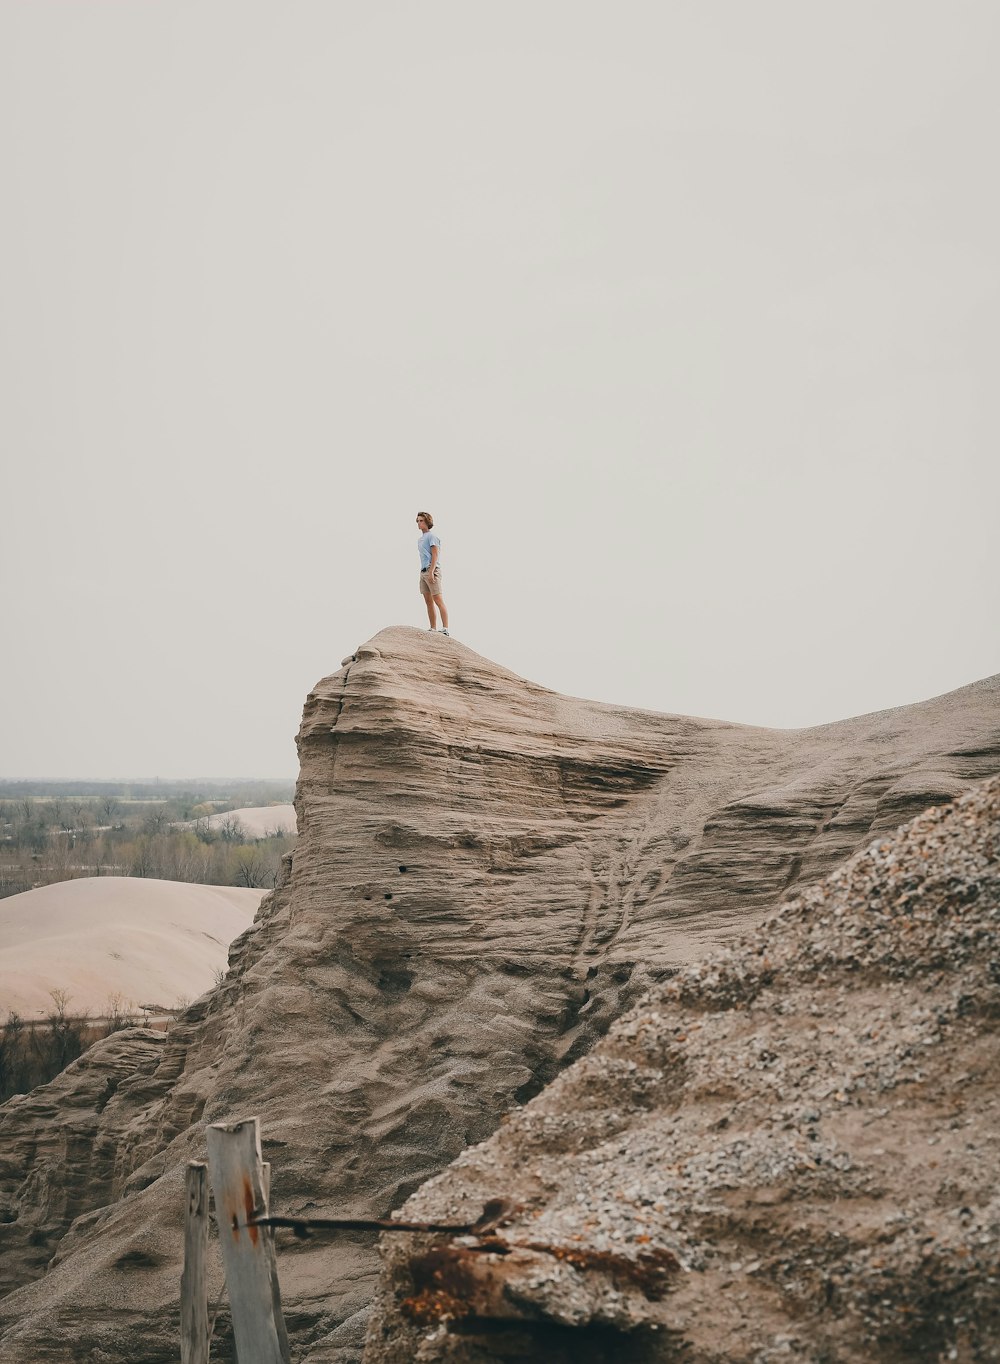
top-left (368, 776), bottom-right (1000, 1363)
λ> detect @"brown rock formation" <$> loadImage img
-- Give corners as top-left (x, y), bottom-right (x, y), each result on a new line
top-left (367, 776), bottom-right (1000, 1364)
top-left (0, 628), bottom-right (997, 1362)
top-left (0, 1028), bottom-right (167, 1299)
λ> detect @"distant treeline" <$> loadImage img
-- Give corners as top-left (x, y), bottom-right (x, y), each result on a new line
top-left (0, 778), bottom-right (293, 801)
top-left (0, 779), bottom-right (296, 900)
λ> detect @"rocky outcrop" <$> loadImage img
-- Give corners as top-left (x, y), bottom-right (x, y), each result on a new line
top-left (0, 1027), bottom-right (166, 1297)
top-left (367, 776), bottom-right (1000, 1364)
top-left (0, 629), bottom-right (997, 1362)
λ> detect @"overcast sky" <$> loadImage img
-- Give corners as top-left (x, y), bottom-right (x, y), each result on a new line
top-left (2, 2), bottom-right (998, 778)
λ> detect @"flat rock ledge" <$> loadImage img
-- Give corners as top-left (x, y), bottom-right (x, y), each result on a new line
top-left (366, 776), bottom-right (1000, 1364)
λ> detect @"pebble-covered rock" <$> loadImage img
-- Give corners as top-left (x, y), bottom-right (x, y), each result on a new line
top-left (367, 776), bottom-right (1000, 1363)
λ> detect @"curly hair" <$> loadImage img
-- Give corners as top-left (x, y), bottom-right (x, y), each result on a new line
top-left (416, 511), bottom-right (434, 529)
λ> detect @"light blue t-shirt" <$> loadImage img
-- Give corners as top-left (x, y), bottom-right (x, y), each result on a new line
top-left (417, 530), bottom-right (441, 570)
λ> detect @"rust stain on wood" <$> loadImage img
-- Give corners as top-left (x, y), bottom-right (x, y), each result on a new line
top-left (244, 1177), bottom-right (259, 1246)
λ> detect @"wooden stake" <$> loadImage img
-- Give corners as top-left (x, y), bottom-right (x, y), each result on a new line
top-left (180, 1162), bottom-right (209, 1364)
top-left (205, 1118), bottom-right (290, 1364)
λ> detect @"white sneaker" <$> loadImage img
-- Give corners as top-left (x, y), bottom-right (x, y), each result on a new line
top-left (441, 629), bottom-right (450, 636)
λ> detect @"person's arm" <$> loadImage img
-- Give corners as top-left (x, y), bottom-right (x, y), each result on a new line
top-left (428, 539), bottom-right (440, 576)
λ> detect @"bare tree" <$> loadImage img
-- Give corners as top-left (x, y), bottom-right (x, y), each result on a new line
top-left (125, 838), bottom-right (157, 878)
top-left (235, 850), bottom-right (271, 888)
top-left (217, 814), bottom-right (247, 844)
top-left (142, 808), bottom-right (169, 836)
top-left (0, 1011), bottom-right (28, 1100)
top-left (104, 993), bottom-right (138, 1034)
top-left (35, 990), bottom-right (86, 1075)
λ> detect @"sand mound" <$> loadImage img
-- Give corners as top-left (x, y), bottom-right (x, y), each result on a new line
top-left (193, 805), bottom-right (296, 837)
top-left (0, 877), bottom-right (263, 1017)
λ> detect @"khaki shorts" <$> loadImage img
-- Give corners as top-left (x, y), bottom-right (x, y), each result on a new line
top-left (419, 567), bottom-right (443, 597)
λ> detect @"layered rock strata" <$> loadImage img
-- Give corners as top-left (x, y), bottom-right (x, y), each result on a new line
top-left (0, 629), bottom-right (997, 1362)
top-left (367, 776), bottom-right (1000, 1363)
top-left (0, 1028), bottom-right (167, 1299)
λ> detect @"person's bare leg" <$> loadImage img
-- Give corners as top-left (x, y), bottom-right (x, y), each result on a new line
top-left (433, 594), bottom-right (449, 629)
top-left (424, 592), bottom-right (438, 628)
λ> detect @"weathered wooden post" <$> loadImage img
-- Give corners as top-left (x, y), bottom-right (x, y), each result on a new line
top-left (205, 1117), bottom-right (290, 1364)
top-left (180, 1161), bottom-right (210, 1364)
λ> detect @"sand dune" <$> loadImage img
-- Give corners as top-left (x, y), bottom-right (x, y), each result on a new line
top-left (195, 804), bottom-right (297, 837)
top-left (0, 877), bottom-right (263, 1018)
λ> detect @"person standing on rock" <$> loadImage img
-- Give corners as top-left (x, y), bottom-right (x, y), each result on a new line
top-left (416, 511), bottom-right (450, 635)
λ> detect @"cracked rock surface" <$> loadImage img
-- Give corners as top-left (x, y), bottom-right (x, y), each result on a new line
top-left (367, 776), bottom-right (1000, 1363)
top-left (0, 629), bottom-right (997, 1362)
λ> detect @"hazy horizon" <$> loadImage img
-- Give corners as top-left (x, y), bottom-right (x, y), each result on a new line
top-left (0, 774), bottom-right (297, 783)
top-left (3, 629), bottom-right (997, 780)
top-left (3, 3), bottom-right (998, 778)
